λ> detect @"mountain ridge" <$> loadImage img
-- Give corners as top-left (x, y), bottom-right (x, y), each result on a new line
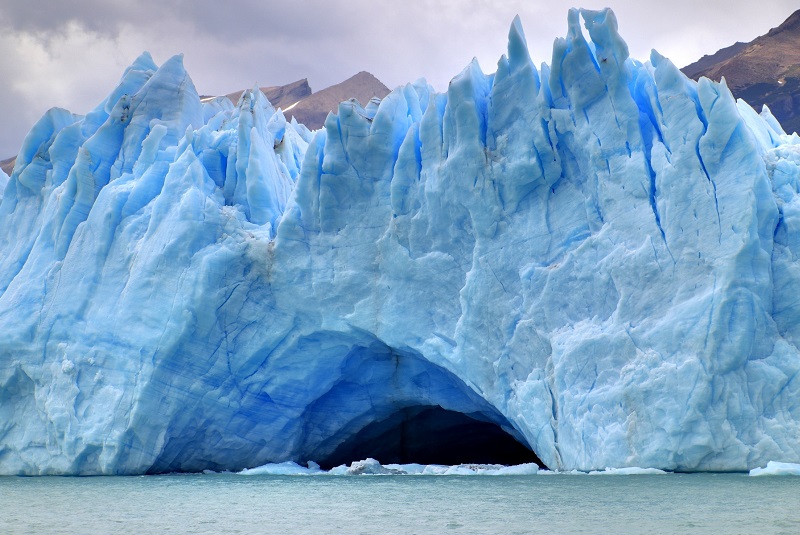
top-left (220, 78), bottom-right (313, 110)
top-left (218, 71), bottom-right (390, 130)
top-left (682, 9), bottom-right (800, 134)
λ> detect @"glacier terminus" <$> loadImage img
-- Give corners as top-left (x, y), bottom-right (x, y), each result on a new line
top-left (2, 8), bottom-right (800, 475)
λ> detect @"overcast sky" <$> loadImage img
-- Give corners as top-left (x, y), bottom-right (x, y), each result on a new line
top-left (0, 0), bottom-right (797, 158)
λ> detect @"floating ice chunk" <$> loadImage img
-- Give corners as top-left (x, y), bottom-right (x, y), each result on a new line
top-left (366, 461), bottom-right (541, 475)
top-left (383, 463), bottom-right (428, 475)
top-left (327, 465), bottom-right (349, 475)
top-left (420, 465), bottom-right (451, 475)
top-left (587, 467), bottom-right (668, 475)
top-left (489, 463), bottom-right (540, 475)
top-left (239, 461), bottom-right (322, 476)
top-left (345, 458), bottom-right (403, 475)
top-left (443, 465), bottom-right (479, 475)
top-left (749, 461), bottom-right (800, 476)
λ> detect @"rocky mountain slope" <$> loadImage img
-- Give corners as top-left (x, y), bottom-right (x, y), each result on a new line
top-left (217, 71), bottom-right (390, 130)
top-left (280, 71), bottom-right (389, 129)
top-left (682, 9), bottom-right (800, 134)
top-left (0, 156), bottom-right (14, 176)
top-left (222, 78), bottom-right (313, 111)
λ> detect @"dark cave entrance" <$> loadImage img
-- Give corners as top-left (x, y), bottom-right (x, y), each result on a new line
top-left (143, 331), bottom-right (551, 474)
top-left (318, 405), bottom-right (544, 469)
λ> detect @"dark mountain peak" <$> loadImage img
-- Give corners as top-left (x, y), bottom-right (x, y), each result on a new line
top-left (681, 9), bottom-right (800, 135)
top-left (319, 71), bottom-right (389, 99)
top-left (0, 156), bottom-right (14, 176)
top-left (209, 71), bottom-right (390, 131)
top-left (225, 78), bottom-right (312, 110)
top-left (767, 9), bottom-right (800, 37)
top-left (284, 71), bottom-right (390, 129)
top-left (681, 41), bottom-right (748, 80)
top-left (349, 71), bottom-right (382, 82)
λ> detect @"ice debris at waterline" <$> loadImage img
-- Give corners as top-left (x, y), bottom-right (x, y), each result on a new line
top-left (238, 459), bottom-right (543, 476)
top-left (2, 7), bottom-right (800, 476)
top-left (236, 459), bottom-right (666, 476)
top-left (749, 462), bottom-right (800, 476)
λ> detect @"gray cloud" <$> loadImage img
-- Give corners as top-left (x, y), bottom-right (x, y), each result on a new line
top-left (0, 0), bottom-right (798, 159)
top-left (1, 0), bottom-right (159, 36)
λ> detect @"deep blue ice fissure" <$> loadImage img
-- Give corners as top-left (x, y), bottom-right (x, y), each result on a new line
top-left (1, 8), bottom-right (800, 475)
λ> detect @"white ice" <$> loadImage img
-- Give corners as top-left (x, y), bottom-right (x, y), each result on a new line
top-left (749, 461), bottom-right (800, 476)
top-left (238, 459), bottom-right (541, 476)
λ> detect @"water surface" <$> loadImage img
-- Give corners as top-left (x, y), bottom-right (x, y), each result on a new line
top-left (2, 472), bottom-right (798, 534)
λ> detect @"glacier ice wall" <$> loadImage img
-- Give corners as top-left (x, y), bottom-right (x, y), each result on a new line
top-left (2, 8), bottom-right (800, 474)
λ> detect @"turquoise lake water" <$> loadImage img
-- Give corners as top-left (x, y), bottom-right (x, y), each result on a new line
top-left (2, 472), bottom-right (799, 534)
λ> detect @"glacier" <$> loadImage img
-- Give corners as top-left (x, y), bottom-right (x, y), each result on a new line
top-left (2, 8), bottom-right (800, 475)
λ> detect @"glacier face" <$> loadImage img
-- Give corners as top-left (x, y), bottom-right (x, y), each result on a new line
top-left (2, 8), bottom-right (800, 475)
